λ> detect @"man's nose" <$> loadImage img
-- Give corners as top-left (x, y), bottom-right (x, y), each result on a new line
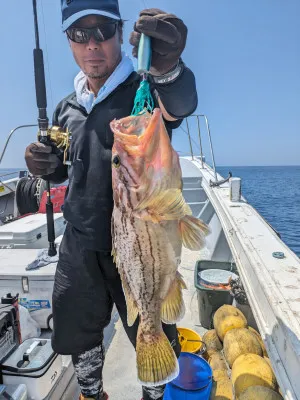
top-left (87, 35), bottom-right (101, 50)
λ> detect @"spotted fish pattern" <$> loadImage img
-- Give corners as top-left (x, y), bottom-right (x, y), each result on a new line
top-left (110, 109), bottom-right (209, 387)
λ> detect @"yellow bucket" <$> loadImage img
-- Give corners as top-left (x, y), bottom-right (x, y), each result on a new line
top-left (177, 327), bottom-right (205, 354)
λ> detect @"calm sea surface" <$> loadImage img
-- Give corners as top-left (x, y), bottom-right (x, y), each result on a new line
top-left (217, 166), bottom-right (300, 257)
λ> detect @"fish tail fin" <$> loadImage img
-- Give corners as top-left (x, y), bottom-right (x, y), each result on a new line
top-left (161, 272), bottom-right (186, 324)
top-left (179, 215), bottom-right (210, 250)
top-left (136, 325), bottom-right (179, 387)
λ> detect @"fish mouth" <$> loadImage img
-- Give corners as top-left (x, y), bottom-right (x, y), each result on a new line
top-left (110, 109), bottom-right (162, 155)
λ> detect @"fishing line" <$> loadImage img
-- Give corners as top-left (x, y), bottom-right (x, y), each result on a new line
top-left (40, 0), bottom-right (54, 112)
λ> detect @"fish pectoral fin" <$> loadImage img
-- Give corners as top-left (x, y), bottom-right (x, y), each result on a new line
top-left (135, 189), bottom-right (192, 221)
top-left (121, 277), bottom-right (139, 327)
top-left (136, 327), bottom-right (179, 386)
top-left (161, 272), bottom-right (186, 324)
top-left (179, 215), bottom-right (210, 251)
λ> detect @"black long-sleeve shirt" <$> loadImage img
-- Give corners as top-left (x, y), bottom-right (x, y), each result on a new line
top-left (44, 66), bottom-right (197, 251)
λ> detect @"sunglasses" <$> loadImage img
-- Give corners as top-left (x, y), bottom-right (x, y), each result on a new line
top-left (66, 22), bottom-right (118, 44)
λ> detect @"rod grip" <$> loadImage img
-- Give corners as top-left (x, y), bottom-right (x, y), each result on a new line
top-left (46, 201), bottom-right (55, 239)
top-left (33, 49), bottom-right (47, 109)
top-left (46, 198), bottom-right (56, 256)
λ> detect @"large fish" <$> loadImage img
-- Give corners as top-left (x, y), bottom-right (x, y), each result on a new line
top-left (110, 109), bottom-right (209, 386)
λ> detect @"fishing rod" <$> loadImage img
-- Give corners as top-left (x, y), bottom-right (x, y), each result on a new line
top-left (31, 0), bottom-right (71, 256)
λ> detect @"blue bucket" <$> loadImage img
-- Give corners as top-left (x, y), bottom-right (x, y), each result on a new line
top-left (163, 352), bottom-right (213, 400)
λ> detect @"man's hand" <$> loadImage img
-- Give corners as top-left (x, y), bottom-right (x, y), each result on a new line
top-left (25, 142), bottom-right (60, 177)
top-left (129, 8), bottom-right (187, 76)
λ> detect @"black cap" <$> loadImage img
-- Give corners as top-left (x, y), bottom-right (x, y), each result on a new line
top-left (61, 0), bottom-right (121, 31)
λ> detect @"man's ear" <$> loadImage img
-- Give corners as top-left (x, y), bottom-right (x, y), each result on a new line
top-left (118, 26), bottom-right (123, 44)
top-left (119, 29), bottom-right (124, 44)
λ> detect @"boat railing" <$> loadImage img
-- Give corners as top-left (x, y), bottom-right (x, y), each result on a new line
top-left (0, 170), bottom-right (29, 186)
top-left (0, 124), bottom-right (36, 185)
top-left (1, 119), bottom-right (219, 183)
top-left (0, 171), bottom-right (22, 180)
top-left (185, 114), bottom-right (218, 182)
top-left (0, 124), bottom-right (38, 166)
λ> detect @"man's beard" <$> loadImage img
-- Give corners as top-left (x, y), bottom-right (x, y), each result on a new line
top-left (84, 55), bottom-right (122, 80)
top-left (85, 70), bottom-right (110, 80)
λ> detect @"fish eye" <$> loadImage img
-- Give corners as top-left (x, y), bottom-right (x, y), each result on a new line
top-left (112, 155), bottom-right (121, 168)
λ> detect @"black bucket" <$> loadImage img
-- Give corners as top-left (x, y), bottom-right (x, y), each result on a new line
top-left (194, 260), bottom-right (238, 329)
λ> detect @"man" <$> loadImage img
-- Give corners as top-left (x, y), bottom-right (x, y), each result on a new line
top-left (25, 1), bottom-right (198, 399)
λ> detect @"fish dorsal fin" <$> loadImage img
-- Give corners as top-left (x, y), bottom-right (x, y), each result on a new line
top-left (134, 189), bottom-right (192, 222)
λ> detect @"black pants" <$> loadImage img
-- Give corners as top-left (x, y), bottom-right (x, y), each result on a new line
top-left (52, 224), bottom-right (181, 399)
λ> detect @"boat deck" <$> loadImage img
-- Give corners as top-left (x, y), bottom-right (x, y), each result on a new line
top-left (1, 156), bottom-right (300, 398)
top-left (193, 159), bottom-right (300, 399)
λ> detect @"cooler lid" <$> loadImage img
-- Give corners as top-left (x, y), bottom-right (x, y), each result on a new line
top-left (0, 249), bottom-right (56, 280)
top-left (170, 352), bottom-right (212, 391)
top-left (0, 213), bottom-right (64, 243)
top-left (1, 338), bottom-right (55, 375)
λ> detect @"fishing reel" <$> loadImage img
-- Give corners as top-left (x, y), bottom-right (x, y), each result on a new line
top-left (37, 126), bottom-right (71, 165)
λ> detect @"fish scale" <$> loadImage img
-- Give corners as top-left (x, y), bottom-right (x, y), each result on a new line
top-left (116, 209), bottom-right (171, 306)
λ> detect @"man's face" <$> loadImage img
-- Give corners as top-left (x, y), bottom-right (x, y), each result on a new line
top-left (68, 15), bottom-right (122, 79)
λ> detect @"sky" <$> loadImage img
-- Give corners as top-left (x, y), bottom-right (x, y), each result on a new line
top-left (0, 0), bottom-right (299, 168)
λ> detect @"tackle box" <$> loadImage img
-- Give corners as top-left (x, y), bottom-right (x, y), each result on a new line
top-left (1, 338), bottom-right (62, 400)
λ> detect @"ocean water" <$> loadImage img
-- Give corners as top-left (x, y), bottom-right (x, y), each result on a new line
top-left (1, 166), bottom-right (299, 256)
top-left (0, 168), bottom-right (21, 179)
top-left (217, 166), bottom-right (300, 257)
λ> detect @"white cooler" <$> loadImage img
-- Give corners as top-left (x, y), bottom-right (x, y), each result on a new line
top-left (0, 214), bottom-right (66, 250)
top-left (1, 339), bottom-right (63, 400)
top-left (0, 249), bottom-right (58, 329)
